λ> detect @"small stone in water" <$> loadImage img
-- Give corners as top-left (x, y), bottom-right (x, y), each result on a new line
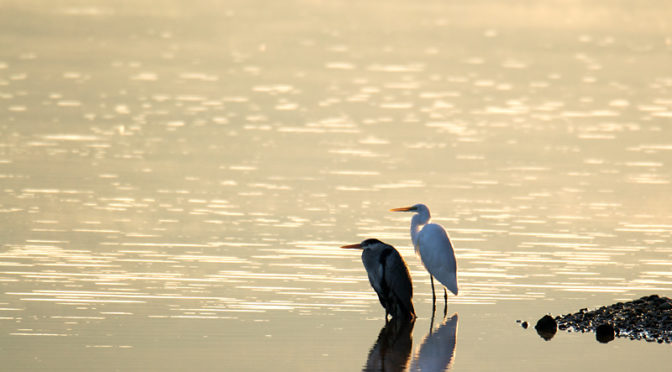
top-left (535, 315), bottom-right (557, 341)
top-left (595, 323), bottom-right (615, 343)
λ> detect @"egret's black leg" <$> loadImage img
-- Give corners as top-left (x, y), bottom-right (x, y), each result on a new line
top-left (430, 276), bottom-right (437, 310)
top-left (443, 288), bottom-right (448, 317)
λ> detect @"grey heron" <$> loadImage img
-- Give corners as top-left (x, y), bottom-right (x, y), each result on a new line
top-left (342, 238), bottom-right (416, 321)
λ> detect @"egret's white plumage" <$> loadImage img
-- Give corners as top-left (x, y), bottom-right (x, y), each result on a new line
top-left (391, 204), bottom-right (458, 302)
top-left (342, 239), bottom-right (416, 321)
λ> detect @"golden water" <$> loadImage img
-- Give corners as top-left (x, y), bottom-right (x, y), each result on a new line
top-left (1, 0), bottom-right (671, 370)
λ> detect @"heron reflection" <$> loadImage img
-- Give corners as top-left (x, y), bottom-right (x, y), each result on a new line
top-left (363, 318), bottom-right (415, 372)
top-left (410, 313), bottom-right (459, 372)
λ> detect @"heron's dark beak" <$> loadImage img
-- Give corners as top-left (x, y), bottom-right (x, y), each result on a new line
top-left (341, 243), bottom-right (363, 249)
top-left (390, 206), bottom-right (414, 212)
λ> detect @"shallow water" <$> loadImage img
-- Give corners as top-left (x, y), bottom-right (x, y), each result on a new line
top-left (1, 0), bottom-right (671, 370)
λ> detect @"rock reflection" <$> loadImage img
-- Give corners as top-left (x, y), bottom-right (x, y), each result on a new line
top-left (364, 319), bottom-right (415, 372)
top-left (410, 314), bottom-right (459, 372)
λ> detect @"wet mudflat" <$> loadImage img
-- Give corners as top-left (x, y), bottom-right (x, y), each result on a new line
top-left (1, 0), bottom-right (671, 370)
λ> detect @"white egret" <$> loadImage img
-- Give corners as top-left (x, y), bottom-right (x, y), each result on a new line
top-left (390, 204), bottom-right (458, 307)
top-left (342, 239), bottom-right (416, 321)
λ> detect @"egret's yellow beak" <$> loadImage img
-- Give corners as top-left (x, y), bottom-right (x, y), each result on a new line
top-left (390, 206), bottom-right (415, 212)
top-left (341, 243), bottom-right (363, 249)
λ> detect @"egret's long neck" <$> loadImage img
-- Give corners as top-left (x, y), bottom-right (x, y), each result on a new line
top-left (410, 213), bottom-right (426, 249)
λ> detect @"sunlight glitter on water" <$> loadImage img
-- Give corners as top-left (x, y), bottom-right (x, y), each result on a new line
top-left (1, 0), bottom-right (672, 370)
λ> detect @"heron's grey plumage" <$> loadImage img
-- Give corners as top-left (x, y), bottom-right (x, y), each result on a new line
top-left (359, 239), bottom-right (416, 320)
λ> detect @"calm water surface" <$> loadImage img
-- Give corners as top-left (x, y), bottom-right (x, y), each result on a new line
top-left (1, 0), bottom-right (671, 370)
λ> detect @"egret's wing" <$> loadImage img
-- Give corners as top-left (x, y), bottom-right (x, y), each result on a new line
top-left (384, 249), bottom-right (415, 317)
top-left (417, 223), bottom-right (458, 295)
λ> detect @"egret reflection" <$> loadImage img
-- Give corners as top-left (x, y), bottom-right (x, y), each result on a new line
top-left (363, 318), bottom-right (415, 372)
top-left (410, 313), bottom-right (459, 372)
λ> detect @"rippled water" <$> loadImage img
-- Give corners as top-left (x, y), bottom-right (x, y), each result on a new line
top-left (1, 0), bottom-right (671, 370)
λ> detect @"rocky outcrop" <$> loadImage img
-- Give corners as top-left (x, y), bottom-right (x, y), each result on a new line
top-left (554, 295), bottom-right (672, 344)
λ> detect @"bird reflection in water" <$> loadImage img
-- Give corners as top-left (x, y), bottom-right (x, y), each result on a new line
top-left (410, 313), bottom-right (459, 372)
top-left (363, 318), bottom-right (415, 372)
top-left (363, 313), bottom-right (459, 372)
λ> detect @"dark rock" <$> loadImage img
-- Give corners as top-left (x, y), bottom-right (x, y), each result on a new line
top-left (595, 323), bottom-right (615, 343)
top-left (521, 321), bottom-right (528, 329)
top-left (535, 315), bottom-right (557, 341)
